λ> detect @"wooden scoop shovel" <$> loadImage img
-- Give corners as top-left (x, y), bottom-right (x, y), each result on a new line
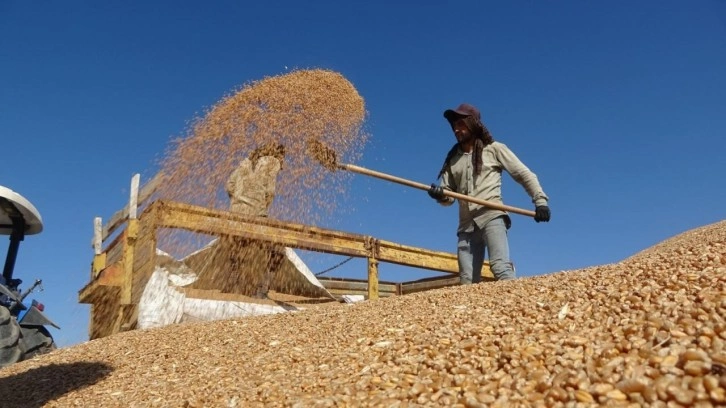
top-left (306, 140), bottom-right (535, 217)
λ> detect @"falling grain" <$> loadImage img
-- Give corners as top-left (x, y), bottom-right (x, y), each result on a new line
top-left (154, 69), bottom-right (368, 257)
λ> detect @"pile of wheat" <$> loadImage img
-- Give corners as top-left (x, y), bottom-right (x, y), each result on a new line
top-left (2, 220), bottom-right (724, 407)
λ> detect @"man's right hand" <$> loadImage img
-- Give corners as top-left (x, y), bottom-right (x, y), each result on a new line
top-left (428, 184), bottom-right (446, 201)
top-left (534, 205), bottom-right (551, 223)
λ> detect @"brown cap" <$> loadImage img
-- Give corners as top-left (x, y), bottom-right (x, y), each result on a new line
top-left (443, 103), bottom-right (481, 121)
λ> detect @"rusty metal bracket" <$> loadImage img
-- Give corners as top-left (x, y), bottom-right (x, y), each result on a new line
top-left (364, 235), bottom-right (380, 259)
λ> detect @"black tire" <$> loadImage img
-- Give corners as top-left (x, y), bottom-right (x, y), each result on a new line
top-left (20, 325), bottom-right (56, 359)
top-left (0, 305), bottom-right (24, 368)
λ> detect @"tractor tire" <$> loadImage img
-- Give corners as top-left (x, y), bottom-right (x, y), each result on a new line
top-left (0, 306), bottom-right (24, 368)
top-left (20, 325), bottom-right (56, 359)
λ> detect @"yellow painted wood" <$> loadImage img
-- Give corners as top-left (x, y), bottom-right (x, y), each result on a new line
top-left (377, 242), bottom-right (458, 274)
top-left (481, 263), bottom-right (494, 279)
top-left (120, 219), bottom-right (138, 304)
top-left (128, 215), bottom-right (158, 307)
top-left (151, 201), bottom-right (489, 275)
top-left (377, 239), bottom-right (494, 278)
top-left (92, 252), bottom-right (106, 278)
top-left (367, 257), bottom-right (379, 300)
top-left (156, 202), bottom-right (371, 257)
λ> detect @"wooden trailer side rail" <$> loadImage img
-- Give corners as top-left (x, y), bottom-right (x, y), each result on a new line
top-left (80, 173), bottom-right (492, 339)
top-left (90, 173), bottom-right (163, 278)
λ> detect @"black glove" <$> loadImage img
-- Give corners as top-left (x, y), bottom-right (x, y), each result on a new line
top-left (428, 184), bottom-right (446, 201)
top-left (534, 205), bottom-right (551, 223)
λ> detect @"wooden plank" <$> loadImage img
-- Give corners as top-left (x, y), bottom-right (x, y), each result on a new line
top-left (128, 173), bottom-right (140, 219)
top-left (105, 233), bottom-right (125, 266)
top-left (97, 263), bottom-right (125, 286)
top-left (120, 219), bottom-right (138, 304)
top-left (376, 240), bottom-right (459, 274)
top-left (88, 288), bottom-right (121, 340)
top-left (179, 288), bottom-right (335, 304)
top-left (133, 205), bottom-right (160, 274)
top-left (400, 276), bottom-right (461, 295)
top-left (482, 264), bottom-right (494, 279)
top-left (378, 240), bottom-right (494, 278)
top-left (93, 217), bottom-right (102, 255)
top-left (129, 212), bottom-right (160, 306)
top-left (318, 279), bottom-right (397, 293)
top-left (137, 172), bottom-right (164, 204)
top-left (368, 257), bottom-right (379, 300)
top-left (155, 201), bottom-right (372, 257)
top-left (79, 280), bottom-right (115, 304)
top-left (132, 234), bottom-right (155, 272)
top-left (114, 304), bottom-right (138, 333)
top-left (328, 289), bottom-right (396, 299)
top-left (91, 172), bottom-right (164, 246)
top-left (151, 201), bottom-right (486, 276)
top-left (316, 276), bottom-right (398, 285)
top-left (130, 250), bottom-right (157, 305)
top-left (155, 200), bottom-right (370, 241)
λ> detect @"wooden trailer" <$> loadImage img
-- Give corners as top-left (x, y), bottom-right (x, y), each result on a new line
top-left (78, 174), bottom-right (493, 340)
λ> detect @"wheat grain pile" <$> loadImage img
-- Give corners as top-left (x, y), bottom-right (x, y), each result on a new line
top-left (1, 220), bottom-right (724, 407)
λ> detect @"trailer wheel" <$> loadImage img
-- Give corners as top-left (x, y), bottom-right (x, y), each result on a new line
top-left (0, 306), bottom-right (23, 368)
top-left (20, 326), bottom-right (56, 359)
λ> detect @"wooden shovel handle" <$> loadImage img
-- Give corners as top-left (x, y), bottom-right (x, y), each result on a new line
top-left (342, 164), bottom-right (536, 217)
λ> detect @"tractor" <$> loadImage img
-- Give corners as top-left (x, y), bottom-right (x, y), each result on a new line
top-left (0, 185), bottom-right (59, 368)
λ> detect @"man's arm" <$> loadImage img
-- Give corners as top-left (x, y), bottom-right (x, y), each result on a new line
top-left (495, 143), bottom-right (548, 207)
top-left (432, 169), bottom-right (456, 207)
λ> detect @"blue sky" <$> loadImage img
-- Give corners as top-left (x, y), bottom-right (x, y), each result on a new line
top-left (1, 1), bottom-right (724, 347)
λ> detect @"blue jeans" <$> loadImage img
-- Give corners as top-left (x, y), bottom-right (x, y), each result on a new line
top-left (457, 216), bottom-right (515, 283)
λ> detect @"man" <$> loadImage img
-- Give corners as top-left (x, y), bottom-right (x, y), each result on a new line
top-left (226, 142), bottom-right (285, 217)
top-left (428, 103), bottom-right (550, 283)
top-left (225, 142), bottom-right (287, 298)
top-left (185, 142), bottom-right (287, 298)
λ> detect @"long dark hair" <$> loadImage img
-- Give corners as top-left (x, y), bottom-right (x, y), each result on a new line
top-left (436, 116), bottom-right (494, 179)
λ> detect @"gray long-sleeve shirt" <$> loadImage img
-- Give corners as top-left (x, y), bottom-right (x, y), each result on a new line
top-left (438, 141), bottom-right (548, 232)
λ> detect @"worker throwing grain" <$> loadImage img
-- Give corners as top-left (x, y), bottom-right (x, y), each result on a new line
top-left (428, 103), bottom-right (550, 283)
top-left (226, 142), bottom-right (286, 217)
top-left (226, 142), bottom-right (286, 298)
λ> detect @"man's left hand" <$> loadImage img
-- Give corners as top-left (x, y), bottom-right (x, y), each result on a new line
top-left (428, 184), bottom-right (447, 201)
top-left (534, 206), bottom-right (550, 223)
